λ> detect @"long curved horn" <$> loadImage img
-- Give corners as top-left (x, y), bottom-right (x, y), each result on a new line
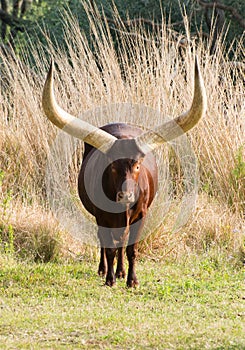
top-left (42, 61), bottom-right (117, 153)
top-left (135, 56), bottom-right (207, 153)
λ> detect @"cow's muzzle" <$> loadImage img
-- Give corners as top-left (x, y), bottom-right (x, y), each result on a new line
top-left (116, 191), bottom-right (135, 204)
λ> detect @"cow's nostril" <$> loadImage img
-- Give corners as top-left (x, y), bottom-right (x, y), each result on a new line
top-left (116, 191), bottom-right (135, 203)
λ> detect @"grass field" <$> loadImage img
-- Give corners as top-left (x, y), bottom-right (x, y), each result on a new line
top-left (0, 255), bottom-right (244, 349)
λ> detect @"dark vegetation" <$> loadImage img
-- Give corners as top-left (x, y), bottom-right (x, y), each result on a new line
top-left (0, 1), bottom-right (244, 55)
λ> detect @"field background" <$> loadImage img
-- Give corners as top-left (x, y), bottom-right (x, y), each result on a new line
top-left (0, 1), bottom-right (244, 349)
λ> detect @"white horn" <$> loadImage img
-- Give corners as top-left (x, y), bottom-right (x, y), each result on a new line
top-left (135, 56), bottom-right (207, 153)
top-left (42, 61), bottom-right (117, 153)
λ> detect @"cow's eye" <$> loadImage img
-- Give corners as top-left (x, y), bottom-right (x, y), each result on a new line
top-left (135, 164), bottom-right (140, 171)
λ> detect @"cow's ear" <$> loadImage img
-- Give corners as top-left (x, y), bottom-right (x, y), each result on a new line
top-left (110, 162), bottom-right (117, 174)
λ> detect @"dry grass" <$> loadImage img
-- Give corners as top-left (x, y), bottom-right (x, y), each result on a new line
top-left (0, 3), bottom-right (244, 261)
top-left (141, 193), bottom-right (244, 264)
top-left (0, 199), bottom-right (62, 261)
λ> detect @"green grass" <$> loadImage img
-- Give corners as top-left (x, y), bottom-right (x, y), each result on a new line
top-left (0, 255), bottom-right (244, 349)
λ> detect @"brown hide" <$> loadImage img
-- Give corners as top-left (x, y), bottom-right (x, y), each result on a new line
top-left (78, 123), bottom-right (158, 226)
top-left (78, 123), bottom-right (158, 287)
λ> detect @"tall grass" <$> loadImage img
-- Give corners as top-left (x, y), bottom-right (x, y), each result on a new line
top-left (0, 3), bottom-right (244, 261)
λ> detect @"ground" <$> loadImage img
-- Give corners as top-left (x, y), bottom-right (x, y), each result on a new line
top-left (0, 255), bottom-right (244, 349)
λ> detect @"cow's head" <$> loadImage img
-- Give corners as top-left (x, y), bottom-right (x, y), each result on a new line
top-left (102, 139), bottom-right (145, 204)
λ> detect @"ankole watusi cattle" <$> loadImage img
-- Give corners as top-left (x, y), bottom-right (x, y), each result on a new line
top-left (42, 56), bottom-right (207, 287)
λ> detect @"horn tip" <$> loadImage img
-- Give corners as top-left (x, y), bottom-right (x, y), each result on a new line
top-left (42, 58), bottom-right (55, 113)
top-left (47, 58), bottom-right (54, 80)
top-left (195, 55), bottom-right (199, 72)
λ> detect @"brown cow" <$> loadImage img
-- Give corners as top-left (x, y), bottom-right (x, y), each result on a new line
top-left (42, 57), bottom-right (206, 287)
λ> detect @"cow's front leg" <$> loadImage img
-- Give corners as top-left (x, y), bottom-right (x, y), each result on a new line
top-left (114, 226), bottom-right (129, 279)
top-left (97, 228), bottom-right (107, 277)
top-left (98, 248), bottom-right (107, 277)
top-left (105, 247), bottom-right (117, 286)
top-left (97, 226), bottom-right (117, 286)
top-left (126, 216), bottom-right (145, 287)
top-left (115, 247), bottom-right (126, 279)
top-left (126, 244), bottom-right (139, 287)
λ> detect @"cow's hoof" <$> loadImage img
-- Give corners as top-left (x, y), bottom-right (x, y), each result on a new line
top-left (105, 279), bottom-right (116, 287)
top-left (98, 268), bottom-right (107, 278)
top-left (127, 279), bottom-right (139, 288)
top-left (115, 269), bottom-right (126, 279)
top-left (98, 263), bottom-right (107, 277)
